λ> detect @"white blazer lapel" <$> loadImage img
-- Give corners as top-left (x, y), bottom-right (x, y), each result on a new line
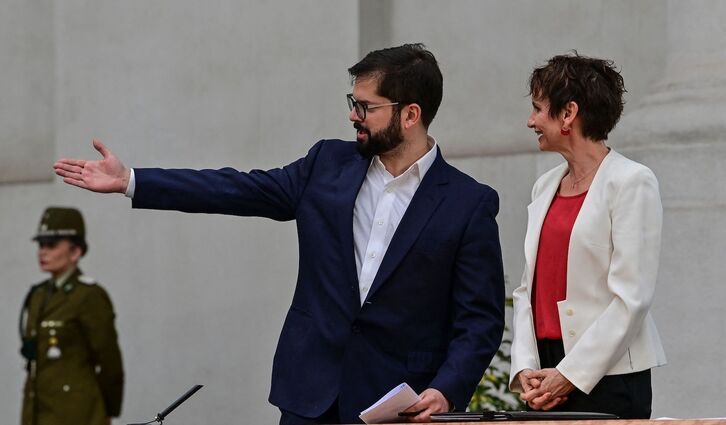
top-left (568, 149), bottom-right (619, 250)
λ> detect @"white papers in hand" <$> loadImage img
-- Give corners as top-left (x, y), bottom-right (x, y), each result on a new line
top-left (359, 382), bottom-right (421, 424)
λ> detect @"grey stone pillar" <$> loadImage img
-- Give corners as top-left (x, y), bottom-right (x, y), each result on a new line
top-left (0, 0), bottom-right (55, 184)
top-left (620, 0), bottom-right (726, 147)
top-left (358, 0), bottom-right (393, 58)
top-left (616, 0), bottom-right (726, 418)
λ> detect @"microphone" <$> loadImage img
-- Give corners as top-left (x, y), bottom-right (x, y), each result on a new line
top-left (127, 385), bottom-right (203, 425)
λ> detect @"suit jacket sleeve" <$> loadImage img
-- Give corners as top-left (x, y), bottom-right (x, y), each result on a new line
top-left (79, 285), bottom-right (124, 417)
top-left (131, 140), bottom-right (326, 220)
top-left (429, 188), bottom-right (505, 408)
top-left (557, 167), bottom-right (663, 393)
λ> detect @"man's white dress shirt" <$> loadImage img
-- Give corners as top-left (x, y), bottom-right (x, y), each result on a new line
top-left (353, 137), bottom-right (437, 304)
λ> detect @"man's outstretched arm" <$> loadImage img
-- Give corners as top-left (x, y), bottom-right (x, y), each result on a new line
top-left (54, 139), bottom-right (130, 193)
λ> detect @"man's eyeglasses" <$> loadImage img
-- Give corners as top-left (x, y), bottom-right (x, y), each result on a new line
top-left (346, 94), bottom-right (399, 121)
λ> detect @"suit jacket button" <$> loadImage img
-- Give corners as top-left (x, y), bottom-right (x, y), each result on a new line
top-left (566, 309), bottom-right (574, 316)
top-left (568, 330), bottom-right (576, 337)
top-left (351, 325), bottom-right (361, 334)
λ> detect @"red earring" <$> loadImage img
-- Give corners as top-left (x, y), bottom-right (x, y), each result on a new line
top-left (560, 128), bottom-right (571, 136)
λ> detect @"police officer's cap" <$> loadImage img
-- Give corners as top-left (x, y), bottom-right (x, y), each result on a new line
top-left (32, 207), bottom-right (86, 243)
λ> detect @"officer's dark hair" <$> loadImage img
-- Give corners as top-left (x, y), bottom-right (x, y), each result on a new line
top-left (37, 236), bottom-right (87, 256)
top-left (529, 51), bottom-right (626, 141)
top-left (40, 237), bottom-right (87, 257)
top-left (69, 237), bottom-right (88, 256)
top-left (348, 43), bottom-right (443, 129)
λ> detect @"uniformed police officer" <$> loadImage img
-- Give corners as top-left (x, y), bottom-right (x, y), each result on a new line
top-left (19, 207), bottom-right (124, 425)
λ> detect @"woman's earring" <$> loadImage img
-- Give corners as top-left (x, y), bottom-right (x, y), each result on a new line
top-left (560, 128), bottom-right (571, 136)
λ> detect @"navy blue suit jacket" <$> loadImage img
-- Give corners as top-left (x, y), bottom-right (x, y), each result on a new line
top-left (132, 140), bottom-right (504, 423)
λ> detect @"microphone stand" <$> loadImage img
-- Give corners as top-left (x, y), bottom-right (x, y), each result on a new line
top-left (128, 385), bottom-right (203, 425)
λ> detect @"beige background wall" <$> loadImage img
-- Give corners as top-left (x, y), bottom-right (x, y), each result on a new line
top-left (2, 1), bottom-right (723, 423)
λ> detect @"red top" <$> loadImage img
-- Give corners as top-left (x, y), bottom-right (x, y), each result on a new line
top-left (533, 190), bottom-right (588, 340)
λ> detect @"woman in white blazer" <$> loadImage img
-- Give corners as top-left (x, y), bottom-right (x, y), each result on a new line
top-left (509, 53), bottom-right (666, 419)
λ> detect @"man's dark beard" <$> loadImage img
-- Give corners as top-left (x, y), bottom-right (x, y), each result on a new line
top-left (355, 111), bottom-right (404, 159)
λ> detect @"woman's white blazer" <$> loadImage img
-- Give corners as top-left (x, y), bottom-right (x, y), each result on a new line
top-left (509, 149), bottom-right (667, 394)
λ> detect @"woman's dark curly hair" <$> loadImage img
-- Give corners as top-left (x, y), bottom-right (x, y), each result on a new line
top-left (529, 52), bottom-right (626, 141)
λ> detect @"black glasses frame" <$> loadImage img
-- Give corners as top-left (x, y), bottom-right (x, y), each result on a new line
top-left (346, 94), bottom-right (400, 121)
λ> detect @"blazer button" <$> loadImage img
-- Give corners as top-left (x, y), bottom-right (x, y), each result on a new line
top-left (351, 325), bottom-right (361, 334)
top-left (62, 384), bottom-right (70, 392)
top-left (568, 330), bottom-right (576, 337)
top-left (566, 309), bottom-right (574, 316)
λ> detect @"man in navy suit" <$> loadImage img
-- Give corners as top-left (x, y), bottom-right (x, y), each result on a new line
top-left (55, 44), bottom-right (505, 424)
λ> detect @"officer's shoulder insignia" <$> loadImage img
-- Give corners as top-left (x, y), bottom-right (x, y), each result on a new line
top-left (78, 275), bottom-right (97, 285)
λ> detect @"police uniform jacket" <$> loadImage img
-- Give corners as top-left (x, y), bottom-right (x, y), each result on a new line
top-left (21, 268), bottom-right (124, 425)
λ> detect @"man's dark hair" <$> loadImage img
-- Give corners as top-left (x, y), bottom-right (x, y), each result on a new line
top-left (529, 52), bottom-right (626, 141)
top-left (348, 43), bottom-right (443, 129)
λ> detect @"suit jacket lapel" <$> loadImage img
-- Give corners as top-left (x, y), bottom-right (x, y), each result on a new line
top-left (336, 151), bottom-right (370, 307)
top-left (364, 150), bottom-right (449, 303)
top-left (42, 291), bottom-right (67, 318)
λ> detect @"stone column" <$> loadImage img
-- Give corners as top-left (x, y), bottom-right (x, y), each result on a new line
top-left (620, 0), bottom-right (726, 147)
top-left (358, 0), bottom-right (393, 57)
top-left (0, 0), bottom-right (54, 183)
top-left (617, 0), bottom-right (726, 418)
